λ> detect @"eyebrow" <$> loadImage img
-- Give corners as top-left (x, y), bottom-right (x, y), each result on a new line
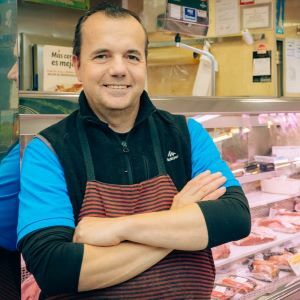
top-left (127, 49), bottom-right (142, 56)
top-left (91, 49), bottom-right (109, 56)
top-left (91, 49), bottom-right (143, 56)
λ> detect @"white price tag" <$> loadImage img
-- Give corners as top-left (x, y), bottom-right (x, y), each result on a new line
top-left (234, 276), bottom-right (248, 283)
top-left (214, 285), bottom-right (227, 293)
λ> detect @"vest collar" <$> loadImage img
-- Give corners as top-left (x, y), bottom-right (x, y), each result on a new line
top-left (78, 90), bottom-right (156, 129)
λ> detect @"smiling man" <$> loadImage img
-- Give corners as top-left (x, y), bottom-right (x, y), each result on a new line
top-left (18, 3), bottom-right (250, 299)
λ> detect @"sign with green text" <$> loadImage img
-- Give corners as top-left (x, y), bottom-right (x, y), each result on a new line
top-left (25, 0), bottom-right (89, 10)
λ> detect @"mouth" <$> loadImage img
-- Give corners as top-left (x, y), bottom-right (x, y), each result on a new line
top-left (103, 84), bottom-right (131, 89)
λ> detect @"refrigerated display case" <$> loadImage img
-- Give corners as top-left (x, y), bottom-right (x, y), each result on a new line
top-left (19, 92), bottom-right (300, 299)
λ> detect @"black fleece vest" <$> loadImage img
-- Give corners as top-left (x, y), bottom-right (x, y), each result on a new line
top-left (39, 92), bottom-right (191, 222)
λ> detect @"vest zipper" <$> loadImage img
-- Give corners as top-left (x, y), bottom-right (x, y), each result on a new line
top-left (143, 155), bottom-right (150, 180)
top-left (115, 135), bottom-right (133, 184)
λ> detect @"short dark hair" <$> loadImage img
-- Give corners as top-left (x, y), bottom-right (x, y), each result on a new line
top-left (73, 2), bottom-right (149, 58)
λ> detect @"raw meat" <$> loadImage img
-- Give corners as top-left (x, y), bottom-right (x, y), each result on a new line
top-left (277, 211), bottom-right (300, 217)
top-left (277, 215), bottom-right (300, 228)
top-left (233, 227), bottom-right (276, 246)
top-left (249, 259), bottom-right (279, 282)
top-left (212, 244), bottom-right (231, 260)
top-left (220, 275), bottom-right (257, 294)
top-left (255, 217), bottom-right (299, 234)
top-left (266, 252), bottom-right (293, 271)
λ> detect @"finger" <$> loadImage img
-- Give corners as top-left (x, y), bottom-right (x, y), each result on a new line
top-left (179, 170), bottom-right (211, 194)
top-left (183, 172), bottom-right (222, 196)
top-left (202, 187), bottom-right (226, 201)
top-left (194, 176), bottom-right (226, 199)
top-left (189, 172), bottom-right (224, 195)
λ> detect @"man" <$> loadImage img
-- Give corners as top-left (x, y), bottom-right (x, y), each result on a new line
top-left (18, 4), bottom-right (251, 299)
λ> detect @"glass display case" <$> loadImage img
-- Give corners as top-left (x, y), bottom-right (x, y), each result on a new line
top-left (19, 92), bottom-right (300, 299)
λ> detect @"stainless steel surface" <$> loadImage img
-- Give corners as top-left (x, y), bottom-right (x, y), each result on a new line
top-left (19, 91), bottom-right (300, 114)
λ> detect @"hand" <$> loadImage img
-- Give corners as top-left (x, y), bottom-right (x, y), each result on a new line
top-left (73, 216), bottom-right (126, 246)
top-left (172, 170), bottom-right (226, 209)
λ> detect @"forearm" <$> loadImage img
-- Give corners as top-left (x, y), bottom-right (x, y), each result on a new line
top-left (198, 186), bottom-right (251, 248)
top-left (121, 203), bottom-right (208, 251)
top-left (122, 187), bottom-right (250, 250)
top-left (79, 242), bottom-right (171, 292)
top-left (19, 226), bottom-right (171, 295)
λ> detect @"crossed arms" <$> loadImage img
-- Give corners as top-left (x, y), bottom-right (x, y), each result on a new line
top-left (75, 171), bottom-right (227, 291)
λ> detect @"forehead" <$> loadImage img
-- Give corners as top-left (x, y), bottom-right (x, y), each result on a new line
top-left (81, 12), bottom-right (146, 47)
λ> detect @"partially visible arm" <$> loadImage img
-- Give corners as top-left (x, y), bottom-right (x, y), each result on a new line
top-left (188, 118), bottom-right (251, 247)
top-left (19, 226), bottom-right (171, 294)
top-left (79, 243), bottom-right (170, 292)
top-left (0, 143), bottom-right (20, 251)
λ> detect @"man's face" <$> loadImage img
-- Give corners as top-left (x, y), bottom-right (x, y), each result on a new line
top-left (73, 13), bottom-right (147, 116)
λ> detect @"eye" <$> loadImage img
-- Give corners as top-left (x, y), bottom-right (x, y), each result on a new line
top-left (127, 54), bottom-right (140, 62)
top-left (95, 53), bottom-right (108, 60)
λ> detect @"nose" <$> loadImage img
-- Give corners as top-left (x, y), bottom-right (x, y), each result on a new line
top-left (7, 62), bottom-right (18, 83)
top-left (108, 56), bottom-right (127, 77)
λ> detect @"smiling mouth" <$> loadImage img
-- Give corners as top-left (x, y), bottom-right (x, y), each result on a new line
top-left (103, 84), bottom-right (131, 89)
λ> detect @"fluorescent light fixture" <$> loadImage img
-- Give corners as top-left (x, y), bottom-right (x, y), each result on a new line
top-left (194, 114), bottom-right (220, 123)
top-left (213, 133), bottom-right (232, 143)
top-left (242, 127), bottom-right (250, 134)
top-left (230, 128), bottom-right (240, 134)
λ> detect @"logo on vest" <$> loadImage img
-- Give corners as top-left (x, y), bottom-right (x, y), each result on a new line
top-left (167, 150), bottom-right (179, 162)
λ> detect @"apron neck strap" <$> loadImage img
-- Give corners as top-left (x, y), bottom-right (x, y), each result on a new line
top-left (148, 115), bottom-right (167, 175)
top-left (76, 114), bottom-right (96, 181)
top-left (76, 113), bottom-right (167, 182)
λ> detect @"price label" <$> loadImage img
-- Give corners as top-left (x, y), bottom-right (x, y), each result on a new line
top-left (234, 276), bottom-right (248, 283)
top-left (214, 285), bottom-right (227, 293)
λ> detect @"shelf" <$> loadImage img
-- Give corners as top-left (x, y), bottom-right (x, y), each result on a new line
top-left (238, 171), bottom-right (281, 184)
top-left (216, 269), bottom-right (297, 300)
top-left (246, 191), bottom-right (300, 208)
top-left (18, 91), bottom-right (300, 114)
top-left (240, 271), bottom-right (297, 300)
top-left (215, 231), bottom-right (300, 268)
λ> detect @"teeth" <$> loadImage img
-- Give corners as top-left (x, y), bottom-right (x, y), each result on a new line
top-left (105, 85), bottom-right (128, 89)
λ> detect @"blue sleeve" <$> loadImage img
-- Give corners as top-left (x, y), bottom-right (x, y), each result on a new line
top-left (188, 118), bottom-right (240, 187)
top-left (0, 143), bottom-right (20, 250)
top-left (17, 138), bottom-right (75, 242)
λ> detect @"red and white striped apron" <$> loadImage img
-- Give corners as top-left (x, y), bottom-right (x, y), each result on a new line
top-left (48, 115), bottom-right (215, 299)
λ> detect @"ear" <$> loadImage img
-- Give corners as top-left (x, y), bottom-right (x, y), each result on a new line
top-left (72, 55), bottom-right (82, 82)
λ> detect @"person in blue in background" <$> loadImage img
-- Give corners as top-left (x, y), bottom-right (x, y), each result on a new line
top-left (18, 3), bottom-right (251, 299)
top-left (0, 55), bottom-right (20, 298)
top-left (0, 142), bottom-right (19, 251)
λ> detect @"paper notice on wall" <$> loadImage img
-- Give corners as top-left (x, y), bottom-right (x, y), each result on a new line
top-left (252, 50), bottom-right (271, 82)
top-left (215, 0), bottom-right (240, 36)
top-left (35, 45), bottom-right (82, 92)
top-left (253, 57), bottom-right (271, 76)
top-left (169, 4), bottom-right (181, 19)
top-left (242, 4), bottom-right (270, 29)
top-left (285, 39), bottom-right (300, 94)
